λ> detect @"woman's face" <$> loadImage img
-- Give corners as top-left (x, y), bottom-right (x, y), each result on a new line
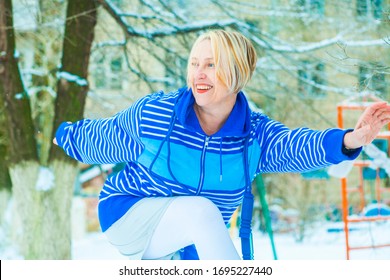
top-left (188, 39), bottom-right (234, 109)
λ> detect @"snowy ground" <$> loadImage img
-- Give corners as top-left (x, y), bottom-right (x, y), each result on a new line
top-left (71, 220), bottom-right (390, 260)
top-left (1, 220), bottom-right (389, 260)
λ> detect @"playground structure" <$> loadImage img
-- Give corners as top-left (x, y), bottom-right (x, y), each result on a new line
top-left (337, 96), bottom-right (390, 260)
top-left (228, 95), bottom-right (390, 260)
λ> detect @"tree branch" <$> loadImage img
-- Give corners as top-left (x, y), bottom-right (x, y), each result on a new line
top-left (96, 0), bottom-right (247, 39)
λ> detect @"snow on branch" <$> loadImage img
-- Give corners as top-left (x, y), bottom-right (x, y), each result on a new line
top-left (99, 0), bottom-right (387, 54)
top-left (340, 38), bottom-right (390, 47)
top-left (116, 11), bottom-right (165, 20)
top-left (139, 19), bottom-right (247, 39)
top-left (93, 40), bottom-right (127, 50)
top-left (249, 32), bottom-right (388, 53)
top-left (56, 71), bottom-right (88, 87)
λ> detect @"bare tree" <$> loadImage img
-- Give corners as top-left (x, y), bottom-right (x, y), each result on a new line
top-left (93, 0), bottom-right (389, 118)
top-left (0, 0), bottom-right (97, 259)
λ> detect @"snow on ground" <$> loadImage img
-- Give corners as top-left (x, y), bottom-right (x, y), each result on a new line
top-left (1, 219), bottom-right (389, 260)
top-left (71, 221), bottom-right (390, 260)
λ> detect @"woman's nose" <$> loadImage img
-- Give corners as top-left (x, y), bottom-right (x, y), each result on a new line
top-left (196, 71), bottom-right (206, 79)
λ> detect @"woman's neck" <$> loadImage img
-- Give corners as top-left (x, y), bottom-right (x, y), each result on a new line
top-left (194, 103), bottom-right (234, 135)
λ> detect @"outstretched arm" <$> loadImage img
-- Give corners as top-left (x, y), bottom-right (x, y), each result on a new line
top-left (52, 97), bottom-right (147, 164)
top-left (343, 102), bottom-right (390, 149)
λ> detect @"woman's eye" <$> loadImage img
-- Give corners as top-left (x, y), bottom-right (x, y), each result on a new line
top-left (191, 62), bottom-right (199, 67)
top-left (208, 63), bottom-right (215, 68)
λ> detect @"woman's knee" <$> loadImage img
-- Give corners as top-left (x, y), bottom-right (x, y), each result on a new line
top-left (173, 196), bottom-right (222, 224)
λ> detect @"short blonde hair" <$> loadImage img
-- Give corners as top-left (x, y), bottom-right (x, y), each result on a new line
top-left (187, 29), bottom-right (257, 94)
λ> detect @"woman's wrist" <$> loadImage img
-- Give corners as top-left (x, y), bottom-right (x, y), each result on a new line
top-left (343, 130), bottom-right (359, 150)
top-left (342, 130), bottom-right (361, 154)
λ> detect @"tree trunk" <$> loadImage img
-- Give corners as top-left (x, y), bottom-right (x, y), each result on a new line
top-left (0, 0), bottom-right (97, 259)
top-left (50, 0), bottom-right (98, 162)
top-left (0, 0), bottom-right (37, 164)
top-left (0, 122), bottom-right (12, 226)
top-left (46, 0), bottom-right (98, 258)
top-left (9, 161), bottom-right (78, 259)
top-left (0, 0), bottom-right (37, 258)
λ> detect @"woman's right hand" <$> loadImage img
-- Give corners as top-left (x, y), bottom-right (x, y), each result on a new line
top-left (344, 102), bottom-right (390, 149)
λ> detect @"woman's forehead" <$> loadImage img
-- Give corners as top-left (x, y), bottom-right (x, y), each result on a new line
top-left (190, 39), bottom-right (213, 59)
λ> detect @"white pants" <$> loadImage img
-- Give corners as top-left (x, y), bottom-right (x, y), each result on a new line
top-left (142, 196), bottom-right (240, 260)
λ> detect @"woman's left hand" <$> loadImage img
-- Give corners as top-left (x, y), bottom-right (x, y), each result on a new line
top-left (343, 102), bottom-right (390, 149)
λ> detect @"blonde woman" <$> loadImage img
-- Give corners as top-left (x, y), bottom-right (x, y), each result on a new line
top-left (54, 29), bottom-right (390, 260)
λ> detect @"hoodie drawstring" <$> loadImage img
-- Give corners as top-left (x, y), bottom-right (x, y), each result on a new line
top-left (149, 115), bottom-right (180, 185)
top-left (149, 99), bottom-right (181, 186)
top-left (219, 138), bottom-right (223, 182)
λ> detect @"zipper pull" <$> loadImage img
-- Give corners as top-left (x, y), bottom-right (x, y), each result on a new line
top-left (205, 136), bottom-right (210, 147)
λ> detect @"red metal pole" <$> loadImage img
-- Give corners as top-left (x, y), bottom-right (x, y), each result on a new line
top-left (341, 177), bottom-right (350, 260)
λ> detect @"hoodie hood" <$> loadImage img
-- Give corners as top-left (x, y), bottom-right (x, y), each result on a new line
top-left (175, 87), bottom-right (252, 137)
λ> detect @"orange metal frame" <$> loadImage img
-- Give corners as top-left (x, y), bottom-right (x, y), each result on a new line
top-left (337, 99), bottom-right (390, 259)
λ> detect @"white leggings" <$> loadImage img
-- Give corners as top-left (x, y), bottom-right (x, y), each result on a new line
top-left (142, 196), bottom-right (241, 260)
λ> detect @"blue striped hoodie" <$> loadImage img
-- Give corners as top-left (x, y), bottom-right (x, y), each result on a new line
top-left (55, 87), bottom-right (361, 232)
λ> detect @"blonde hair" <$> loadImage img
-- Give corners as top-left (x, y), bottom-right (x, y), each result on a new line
top-left (187, 29), bottom-right (257, 94)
